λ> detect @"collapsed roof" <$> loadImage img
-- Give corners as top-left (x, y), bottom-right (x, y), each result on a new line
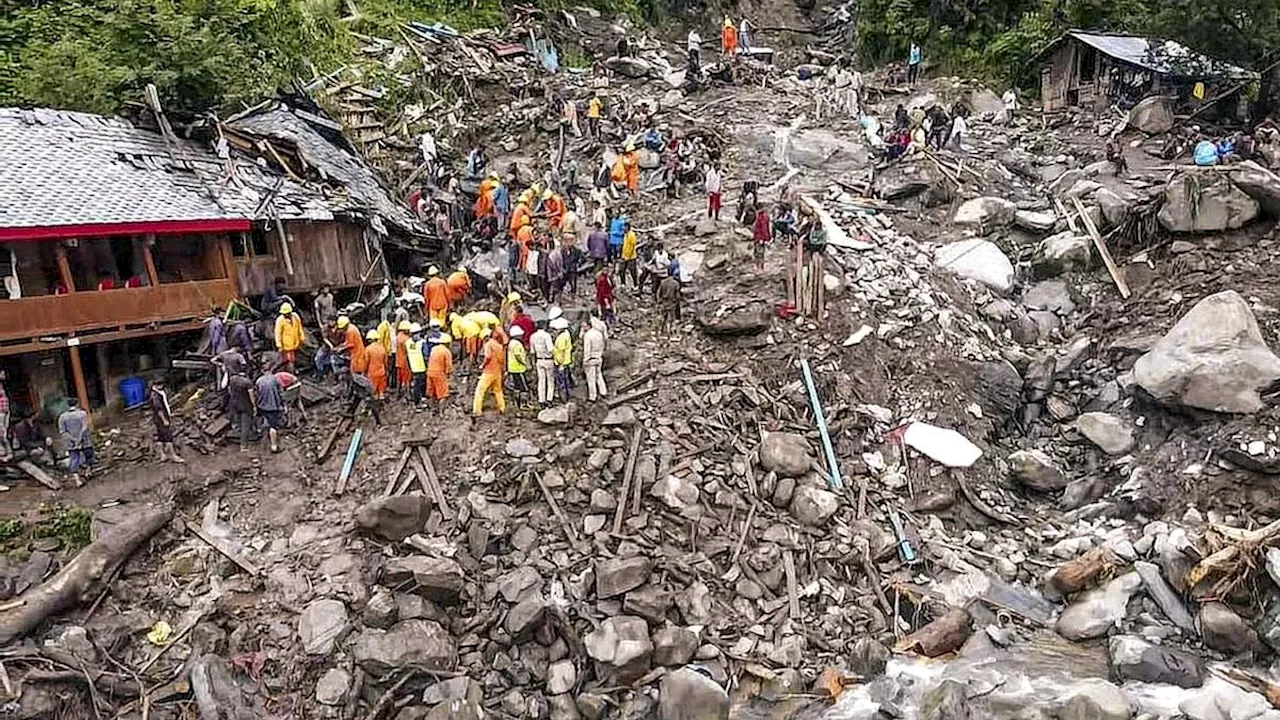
top-left (1039, 30), bottom-right (1257, 82)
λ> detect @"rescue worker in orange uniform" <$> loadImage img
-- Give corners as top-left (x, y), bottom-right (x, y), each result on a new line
top-left (446, 267), bottom-right (472, 306)
top-left (474, 174), bottom-right (497, 219)
top-left (424, 266), bottom-right (450, 326)
top-left (426, 333), bottom-right (454, 412)
top-left (473, 328), bottom-right (507, 416)
top-left (363, 329), bottom-right (388, 398)
top-left (543, 189), bottom-right (566, 230)
top-left (509, 196), bottom-right (532, 239)
top-left (340, 315), bottom-right (368, 376)
top-left (722, 16), bottom-right (739, 56)
top-left (395, 320), bottom-right (412, 397)
top-left (516, 223), bottom-right (535, 273)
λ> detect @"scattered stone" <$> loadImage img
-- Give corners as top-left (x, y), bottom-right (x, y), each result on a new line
top-left (538, 406), bottom-right (571, 425)
top-left (596, 556), bottom-right (653, 598)
top-left (383, 556), bottom-right (464, 605)
top-left (1095, 188), bottom-right (1132, 228)
top-left (697, 303), bottom-right (771, 336)
top-left (1008, 449), bottom-right (1069, 492)
top-left (848, 637), bottom-right (890, 678)
top-left (1108, 634), bottom-right (1206, 688)
top-left (1034, 231), bottom-right (1092, 277)
top-left (758, 432), bottom-right (814, 477)
top-left (1134, 561), bottom-right (1195, 631)
top-left (624, 584), bottom-right (673, 623)
top-left (352, 620), bottom-right (458, 675)
top-left (789, 485), bottom-right (840, 526)
top-left (315, 668), bottom-right (352, 706)
top-left (953, 196), bottom-right (1016, 228)
top-left (363, 587), bottom-right (398, 629)
top-left (298, 599), bottom-right (350, 655)
top-left (602, 405), bottom-right (637, 426)
top-left (497, 566), bottom-right (543, 603)
top-left (584, 616), bottom-right (653, 681)
top-left (934, 238), bottom-right (1015, 293)
top-left (1023, 280), bottom-right (1075, 315)
top-left (652, 626), bottom-right (700, 666)
top-left (650, 474), bottom-right (700, 510)
top-left (1075, 412), bottom-right (1135, 455)
top-left (547, 659), bottom-right (578, 695)
top-left (587, 448), bottom-right (612, 470)
top-left (1134, 290), bottom-right (1280, 413)
top-left (1014, 209), bottom-right (1057, 233)
top-left (1159, 174), bottom-right (1259, 233)
top-left (505, 438), bottom-right (540, 457)
top-left (1057, 679), bottom-right (1132, 720)
top-left (676, 581), bottom-right (712, 625)
top-left (356, 495), bottom-right (430, 542)
top-left (1198, 601), bottom-right (1262, 655)
top-left (505, 593), bottom-right (548, 635)
top-left (1057, 572), bottom-right (1142, 641)
top-left (658, 667), bottom-right (730, 720)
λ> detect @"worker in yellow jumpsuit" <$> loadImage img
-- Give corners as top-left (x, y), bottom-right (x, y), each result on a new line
top-left (449, 312), bottom-right (483, 371)
top-left (473, 329), bottom-right (507, 416)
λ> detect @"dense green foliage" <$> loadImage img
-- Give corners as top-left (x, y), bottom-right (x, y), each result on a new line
top-left (0, 504), bottom-right (94, 556)
top-left (856, 0), bottom-right (1280, 88)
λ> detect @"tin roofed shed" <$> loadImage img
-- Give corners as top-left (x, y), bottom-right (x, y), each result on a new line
top-left (1036, 30), bottom-right (1258, 114)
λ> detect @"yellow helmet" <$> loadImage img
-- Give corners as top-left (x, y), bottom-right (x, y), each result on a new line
top-left (506, 291), bottom-right (522, 304)
top-left (398, 320), bottom-right (412, 331)
top-left (437, 333), bottom-right (453, 345)
top-left (279, 302), bottom-right (292, 315)
top-left (366, 329), bottom-right (380, 340)
top-left (542, 188), bottom-right (552, 200)
top-left (625, 142), bottom-right (635, 152)
top-left (724, 15), bottom-right (734, 27)
top-left (337, 316), bottom-right (350, 329)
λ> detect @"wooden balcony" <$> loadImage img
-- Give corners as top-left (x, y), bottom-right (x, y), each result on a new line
top-left (0, 279), bottom-right (237, 345)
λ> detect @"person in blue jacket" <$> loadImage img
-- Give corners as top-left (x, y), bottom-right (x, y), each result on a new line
top-left (608, 214), bottom-right (628, 262)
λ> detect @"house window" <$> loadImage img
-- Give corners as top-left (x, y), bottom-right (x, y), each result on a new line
top-left (232, 227), bottom-right (274, 259)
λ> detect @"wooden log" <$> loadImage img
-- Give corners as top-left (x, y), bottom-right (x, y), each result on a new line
top-left (16, 460), bottom-right (61, 491)
top-left (415, 447), bottom-right (452, 518)
top-left (1072, 196), bottom-right (1131, 299)
top-left (186, 520), bottom-right (261, 577)
top-left (382, 447), bottom-right (414, 498)
top-left (0, 505), bottom-right (173, 645)
top-left (612, 429), bottom-right (642, 535)
top-left (606, 385), bottom-right (656, 408)
top-left (317, 417), bottom-right (350, 463)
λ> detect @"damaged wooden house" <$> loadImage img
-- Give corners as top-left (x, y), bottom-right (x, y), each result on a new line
top-left (1036, 30), bottom-right (1257, 117)
top-left (0, 101), bottom-right (430, 416)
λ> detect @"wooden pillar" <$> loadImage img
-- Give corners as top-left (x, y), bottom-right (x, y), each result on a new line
top-left (142, 234), bottom-right (160, 287)
top-left (94, 343), bottom-right (110, 408)
top-left (67, 340), bottom-right (91, 417)
top-left (55, 243), bottom-right (75, 293)
top-left (217, 236), bottom-right (240, 296)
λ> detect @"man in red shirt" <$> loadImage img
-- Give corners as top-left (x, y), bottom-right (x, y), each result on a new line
top-left (595, 265), bottom-right (616, 328)
top-left (510, 305), bottom-right (537, 341)
top-left (752, 200), bottom-right (772, 271)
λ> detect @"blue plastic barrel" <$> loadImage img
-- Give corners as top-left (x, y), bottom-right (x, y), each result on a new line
top-left (120, 376), bottom-right (147, 408)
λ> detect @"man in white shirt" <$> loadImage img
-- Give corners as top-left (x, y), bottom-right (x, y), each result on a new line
top-left (704, 163), bottom-right (723, 221)
top-left (581, 317), bottom-right (607, 401)
top-left (529, 321), bottom-right (556, 407)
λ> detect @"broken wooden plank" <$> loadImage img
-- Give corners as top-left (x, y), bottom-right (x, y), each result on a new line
top-left (415, 446), bottom-right (452, 518)
top-left (382, 447), bottom-right (414, 498)
top-left (336, 428), bottom-right (364, 496)
top-left (606, 385), bottom-right (657, 408)
top-left (317, 417), bottom-right (350, 462)
top-left (614, 371), bottom-right (657, 395)
top-left (534, 471), bottom-right (579, 544)
top-left (202, 415), bottom-right (231, 438)
top-left (1072, 195), bottom-right (1131, 299)
top-left (783, 549), bottom-right (801, 621)
top-left (185, 519), bottom-right (260, 577)
top-left (16, 460), bottom-right (61, 491)
top-left (612, 429), bottom-right (642, 535)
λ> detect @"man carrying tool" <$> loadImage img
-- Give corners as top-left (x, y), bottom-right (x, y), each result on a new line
top-left (473, 328), bottom-right (507, 416)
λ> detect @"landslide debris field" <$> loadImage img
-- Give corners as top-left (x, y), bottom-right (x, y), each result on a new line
top-left (9, 11), bottom-right (1280, 720)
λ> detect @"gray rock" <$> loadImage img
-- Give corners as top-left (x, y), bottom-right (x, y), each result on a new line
top-left (547, 659), bottom-right (578, 695)
top-left (602, 405), bottom-right (638, 426)
top-left (1199, 601), bottom-right (1262, 655)
top-left (651, 474), bottom-right (700, 510)
top-left (771, 476), bottom-right (796, 507)
top-left (497, 566), bottom-right (543, 603)
top-left (298, 599), bottom-right (350, 655)
top-left (1008, 449), bottom-right (1068, 492)
top-left (505, 592), bottom-right (547, 635)
top-left (1023, 280), bottom-right (1075, 315)
top-left (658, 667), bottom-right (730, 720)
top-left (316, 668), bottom-right (352, 706)
top-left (921, 679), bottom-right (970, 720)
top-left (1014, 209), bottom-right (1058, 233)
top-left (675, 581), bottom-right (712, 625)
top-left (589, 489), bottom-right (617, 512)
top-left (383, 556), bottom-right (464, 605)
top-left (1075, 412), bottom-right (1135, 455)
top-left (652, 626), bottom-right (700, 666)
top-left (584, 616), bottom-right (653, 681)
top-left (549, 693), bottom-right (582, 720)
top-left (624, 584), bottom-right (673, 623)
top-left (577, 692), bottom-right (610, 720)
top-left (934, 238), bottom-right (1015, 293)
top-left (1058, 679), bottom-right (1133, 720)
top-left (848, 637), bottom-right (890, 678)
top-left (596, 556), bottom-right (653, 598)
top-left (1034, 231), bottom-right (1092, 277)
top-left (953, 196), bottom-right (1016, 228)
top-left (758, 432), bottom-right (814, 477)
top-left (587, 448), bottom-right (612, 470)
top-left (1159, 174), bottom-right (1259, 233)
top-left (1129, 96), bottom-right (1175, 134)
top-left (789, 485), bottom-right (840, 526)
top-left (363, 587), bottom-right (398, 629)
top-left (538, 406), bottom-right (571, 425)
top-left (1109, 634), bottom-right (1205, 688)
top-left (1229, 160), bottom-right (1280, 216)
top-left (1134, 561), bottom-right (1195, 631)
top-left (605, 56), bottom-right (652, 78)
top-left (1057, 572), bottom-right (1142, 641)
top-left (352, 620), bottom-right (457, 675)
top-left (693, 218), bottom-right (717, 237)
top-left (356, 495), bottom-right (430, 542)
top-left (505, 438), bottom-right (540, 457)
top-left (1134, 290), bottom-right (1280, 413)
top-left (1095, 188), bottom-right (1132, 228)
top-left (1179, 678), bottom-right (1272, 720)
top-left (697, 303), bottom-right (771, 336)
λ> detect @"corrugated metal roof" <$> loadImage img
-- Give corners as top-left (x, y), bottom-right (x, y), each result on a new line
top-left (0, 106), bottom-right (422, 236)
top-left (1067, 31), bottom-right (1256, 81)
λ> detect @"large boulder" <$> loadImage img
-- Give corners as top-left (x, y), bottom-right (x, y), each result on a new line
top-left (658, 667), bottom-right (730, 720)
top-left (1075, 412), bottom-right (1135, 455)
top-left (1007, 449), bottom-right (1068, 492)
top-left (874, 157), bottom-right (946, 201)
top-left (1094, 188), bottom-right (1132, 229)
top-left (605, 56), bottom-right (652, 78)
top-left (1158, 174), bottom-right (1259, 233)
top-left (1133, 290), bottom-right (1280, 413)
top-left (1057, 572), bottom-right (1141, 641)
top-left (953, 197), bottom-right (1017, 229)
top-left (1109, 635), bottom-right (1206, 688)
top-left (1034, 231), bottom-right (1091, 278)
top-left (934, 239), bottom-right (1015, 293)
top-left (584, 616), bottom-right (653, 682)
top-left (356, 495), bottom-right (430, 542)
top-left (697, 304), bottom-right (771, 337)
top-left (1128, 96), bottom-right (1175, 134)
top-left (1229, 160), bottom-right (1280, 216)
top-left (758, 432), bottom-right (814, 477)
top-left (352, 620), bottom-right (457, 676)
